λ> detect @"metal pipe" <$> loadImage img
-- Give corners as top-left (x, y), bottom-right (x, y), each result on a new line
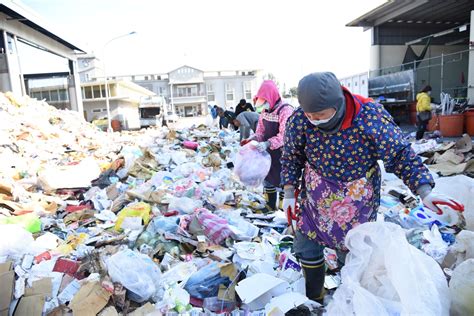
top-left (102, 31), bottom-right (136, 132)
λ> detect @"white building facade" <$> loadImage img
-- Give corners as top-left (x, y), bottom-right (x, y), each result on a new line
top-left (131, 65), bottom-right (264, 117)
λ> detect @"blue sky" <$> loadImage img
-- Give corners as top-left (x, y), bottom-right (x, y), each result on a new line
top-left (21, 0), bottom-right (385, 87)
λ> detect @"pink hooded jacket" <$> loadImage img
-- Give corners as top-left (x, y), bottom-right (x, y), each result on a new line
top-left (253, 80), bottom-right (294, 150)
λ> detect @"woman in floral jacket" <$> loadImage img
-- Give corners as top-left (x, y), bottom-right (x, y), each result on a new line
top-left (281, 72), bottom-right (462, 302)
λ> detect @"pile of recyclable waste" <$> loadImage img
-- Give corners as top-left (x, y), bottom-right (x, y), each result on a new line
top-left (0, 92), bottom-right (473, 315)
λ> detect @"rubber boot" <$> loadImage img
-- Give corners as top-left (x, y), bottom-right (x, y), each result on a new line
top-left (264, 187), bottom-right (277, 213)
top-left (278, 190), bottom-right (285, 210)
top-left (301, 258), bottom-right (326, 304)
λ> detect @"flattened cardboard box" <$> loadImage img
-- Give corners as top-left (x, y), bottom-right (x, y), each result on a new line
top-left (13, 295), bottom-right (44, 316)
top-left (0, 261), bottom-right (14, 316)
top-left (69, 281), bottom-right (111, 316)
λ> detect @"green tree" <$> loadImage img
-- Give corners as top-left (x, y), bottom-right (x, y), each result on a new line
top-left (289, 87), bottom-right (297, 97)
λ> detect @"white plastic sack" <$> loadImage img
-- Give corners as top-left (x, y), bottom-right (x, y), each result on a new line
top-left (450, 230), bottom-right (474, 267)
top-left (107, 249), bottom-right (162, 303)
top-left (234, 142), bottom-right (271, 187)
top-left (450, 258), bottom-right (474, 316)
top-left (433, 175), bottom-right (474, 231)
top-left (327, 222), bottom-right (450, 316)
top-left (0, 224), bottom-right (34, 259)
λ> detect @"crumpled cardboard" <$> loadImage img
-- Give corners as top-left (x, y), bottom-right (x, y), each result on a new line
top-left (13, 295), bottom-right (44, 316)
top-left (0, 261), bottom-right (14, 316)
top-left (69, 281), bottom-right (111, 316)
top-left (98, 306), bottom-right (119, 316)
top-left (24, 278), bottom-right (52, 297)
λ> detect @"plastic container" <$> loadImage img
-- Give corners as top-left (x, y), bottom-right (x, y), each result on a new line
top-left (439, 113), bottom-right (464, 137)
top-left (465, 110), bottom-right (474, 136)
top-left (203, 297), bottom-right (236, 313)
top-left (111, 119), bottom-right (122, 132)
top-left (427, 114), bottom-right (439, 131)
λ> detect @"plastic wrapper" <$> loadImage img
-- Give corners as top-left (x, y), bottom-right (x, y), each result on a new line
top-left (106, 249), bottom-right (162, 303)
top-left (0, 213), bottom-right (41, 233)
top-left (234, 143), bottom-right (271, 187)
top-left (218, 211), bottom-right (259, 241)
top-left (195, 208), bottom-right (232, 244)
top-left (422, 225), bottom-right (449, 263)
top-left (168, 197), bottom-right (202, 214)
top-left (327, 222), bottom-right (450, 316)
top-left (114, 202), bottom-right (151, 231)
top-left (184, 262), bottom-right (230, 299)
top-left (147, 216), bottom-right (179, 235)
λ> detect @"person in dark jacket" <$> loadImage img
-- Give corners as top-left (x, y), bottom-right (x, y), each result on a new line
top-left (235, 99), bottom-right (255, 116)
top-left (233, 111), bottom-right (260, 140)
top-left (217, 107), bottom-right (236, 129)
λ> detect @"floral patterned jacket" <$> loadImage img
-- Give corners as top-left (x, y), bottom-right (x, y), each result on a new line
top-left (281, 93), bottom-right (434, 249)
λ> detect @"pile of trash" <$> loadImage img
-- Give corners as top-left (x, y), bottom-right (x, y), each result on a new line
top-left (412, 134), bottom-right (474, 177)
top-left (0, 93), bottom-right (310, 315)
top-left (1, 92), bottom-right (474, 315)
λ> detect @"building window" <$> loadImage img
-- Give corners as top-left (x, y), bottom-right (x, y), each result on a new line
top-left (207, 84), bottom-right (215, 102)
top-left (84, 86), bottom-right (93, 99)
top-left (59, 89), bottom-right (68, 101)
top-left (31, 91), bottom-right (41, 100)
top-left (243, 82), bottom-right (252, 100)
top-left (176, 85), bottom-right (198, 97)
top-left (226, 83), bottom-right (234, 101)
top-left (101, 85), bottom-right (107, 97)
top-left (93, 85), bottom-right (102, 98)
top-left (50, 90), bottom-right (59, 102)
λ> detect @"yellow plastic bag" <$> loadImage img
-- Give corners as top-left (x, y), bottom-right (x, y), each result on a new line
top-left (115, 202), bottom-right (151, 231)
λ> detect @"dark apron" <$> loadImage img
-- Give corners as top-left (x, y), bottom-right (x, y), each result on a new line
top-left (262, 103), bottom-right (288, 187)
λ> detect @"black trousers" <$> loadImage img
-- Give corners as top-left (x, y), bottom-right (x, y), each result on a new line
top-left (416, 116), bottom-right (429, 140)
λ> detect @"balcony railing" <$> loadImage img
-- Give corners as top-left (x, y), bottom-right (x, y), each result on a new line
top-left (173, 92), bottom-right (205, 97)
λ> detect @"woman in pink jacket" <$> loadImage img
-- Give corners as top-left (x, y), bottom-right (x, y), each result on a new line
top-left (241, 80), bottom-right (294, 211)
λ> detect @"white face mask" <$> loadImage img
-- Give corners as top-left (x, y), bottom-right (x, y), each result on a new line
top-left (258, 101), bottom-right (270, 111)
top-left (427, 91), bottom-right (432, 96)
top-left (308, 112), bottom-right (336, 126)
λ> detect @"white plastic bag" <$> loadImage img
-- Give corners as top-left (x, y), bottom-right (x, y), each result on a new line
top-left (107, 249), bottom-right (162, 303)
top-left (433, 175), bottom-right (474, 231)
top-left (0, 224), bottom-right (34, 259)
top-left (327, 222), bottom-right (450, 316)
top-left (168, 196), bottom-right (202, 214)
top-left (450, 258), bottom-right (474, 316)
top-left (422, 224), bottom-right (449, 263)
top-left (234, 142), bottom-right (271, 187)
